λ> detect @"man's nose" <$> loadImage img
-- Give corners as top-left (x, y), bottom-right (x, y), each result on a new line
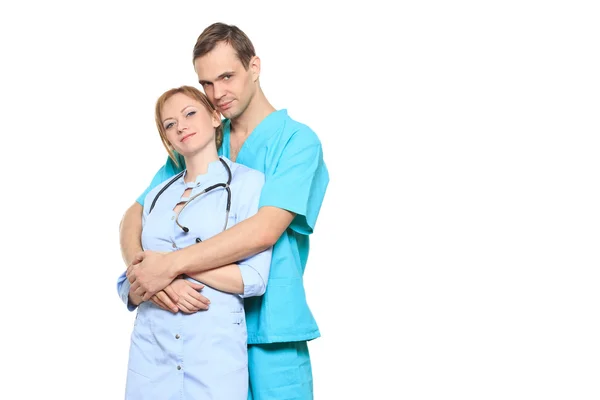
top-left (213, 82), bottom-right (226, 100)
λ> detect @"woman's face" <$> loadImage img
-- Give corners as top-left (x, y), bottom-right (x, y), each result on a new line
top-left (161, 93), bottom-right (220, 157)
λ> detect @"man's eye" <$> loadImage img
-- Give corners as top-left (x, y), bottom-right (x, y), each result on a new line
top-left (223, 75), bottom-right (231, 80)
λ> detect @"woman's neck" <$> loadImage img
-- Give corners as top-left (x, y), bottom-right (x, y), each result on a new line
top-left (183, 148), bottom-right (219, 183)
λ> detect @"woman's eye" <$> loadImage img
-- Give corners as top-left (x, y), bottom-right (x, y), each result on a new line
top-left (186, 111), bottom-right (196, 117)
top-left (165, 122), bottom-right (174, 130)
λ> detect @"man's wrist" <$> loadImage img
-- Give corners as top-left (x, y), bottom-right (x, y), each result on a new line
top-left (168, 250), bottom-right (186, 278)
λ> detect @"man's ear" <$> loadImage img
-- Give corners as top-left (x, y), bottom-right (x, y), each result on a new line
top-left (250, 55), bottom-right (261, 82)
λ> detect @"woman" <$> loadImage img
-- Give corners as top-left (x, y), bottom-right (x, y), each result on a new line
top-left (117, 86), bottom-right (272, 399)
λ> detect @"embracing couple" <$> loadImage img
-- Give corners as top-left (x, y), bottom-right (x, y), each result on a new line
top-left (117, 22), bottom-right (329, 400)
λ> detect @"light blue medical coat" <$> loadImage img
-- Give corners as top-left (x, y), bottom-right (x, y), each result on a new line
top-left (136, 110), bottom-right (329, 344)
top-left (117, 157), bottom-right (272, 399)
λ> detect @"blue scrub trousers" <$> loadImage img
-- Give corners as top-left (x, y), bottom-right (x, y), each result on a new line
top-left (248, 341), bottom-right (313, 400)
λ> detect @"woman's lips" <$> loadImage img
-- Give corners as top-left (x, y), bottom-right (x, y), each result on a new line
top-left (181, 132), bottom-right (196, 142)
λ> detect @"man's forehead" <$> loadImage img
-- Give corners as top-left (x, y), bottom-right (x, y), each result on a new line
top-left (195, 44), bottom-right (243, 79)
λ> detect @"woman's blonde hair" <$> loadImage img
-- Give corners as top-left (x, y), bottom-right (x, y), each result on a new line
top-left (154, 85), bottom-right (223, 167)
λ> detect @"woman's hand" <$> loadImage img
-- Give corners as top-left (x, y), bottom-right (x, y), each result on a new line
top-left (152, 278), bottom-right (210, 314)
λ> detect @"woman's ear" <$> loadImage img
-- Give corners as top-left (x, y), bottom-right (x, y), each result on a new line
top-left (212, 110), bottom-right (222, 127)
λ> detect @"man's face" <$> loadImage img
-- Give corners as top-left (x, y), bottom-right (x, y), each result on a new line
top-left (194, 42), bottom-right (256, 120)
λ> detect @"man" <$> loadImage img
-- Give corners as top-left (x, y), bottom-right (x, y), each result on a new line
top-left (120, 23), bottom-right (329, 399)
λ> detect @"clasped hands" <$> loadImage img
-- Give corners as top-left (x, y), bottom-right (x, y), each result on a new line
top-left (126, 250), bottom-right (210, 314)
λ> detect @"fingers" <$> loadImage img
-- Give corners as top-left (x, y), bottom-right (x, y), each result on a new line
top-left (126, 253), bottom-right (144, 281)
top-left (126, 266), bottom-right (136, 283)
top-left (186, 282), bottom-right (205, 291)
top-left (155, 290), bottom-right (178, 313)
top-left (131, 281), bottom-right (147, 301)
top-left (142, 290), bottom-right (154, 302)
top-left (177, 298), bottom-right (195, 314)
top-left (184, 283), bottom-right (210, 306)
top-left (132, 251), bottom-right (145, 265)
top-left (189, 291), bottom-right (210, 308)
top-left (184, 288), bottom-right (210, 310)
top-left (126, 262), bottom-right (139, 284)
top-left (150, 296), bottom-right (172, 312)
top-left (131, 281), bottom-right (147, 302)
top-left (180, 280), bottom-right (209, 308)
top-left (164, 285), bottom-right (180, 304)
top-left (135, 290), bottom-right (148, 302)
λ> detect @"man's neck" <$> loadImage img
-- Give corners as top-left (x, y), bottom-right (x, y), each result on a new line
top-left (230, 89), bottom-right (276, 139)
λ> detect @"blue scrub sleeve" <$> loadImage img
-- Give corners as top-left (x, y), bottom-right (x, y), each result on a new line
top-left (118, 182), bottom-right (154, 312)
top-left (117, 271), bottom-right (138, 311)
top-left (259, 134), bottom-right (329, 235)
top-left (237, 172), bottom-right (273, 297)
top-left (136, 155), bottom-right (184, 206)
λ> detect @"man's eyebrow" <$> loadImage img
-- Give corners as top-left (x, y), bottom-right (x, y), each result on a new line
top-left (199, 71), bottom-right (235, 85)
top-left (218, 71), bottom-right (234, 79)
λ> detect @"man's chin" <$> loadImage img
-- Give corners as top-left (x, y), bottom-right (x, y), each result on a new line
top-left (221, 109), bottom-right (235, 119)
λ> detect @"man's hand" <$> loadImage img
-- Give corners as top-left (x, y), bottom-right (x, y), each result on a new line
top-left (127, 250), bottom-right (178, 301)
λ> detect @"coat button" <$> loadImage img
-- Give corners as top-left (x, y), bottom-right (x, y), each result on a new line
top-left (175, 334), bottom-right (180, 339)
top-left (196, 238), bottom-right (201, 243)
top-left (177, 365), bottom-right (182, 370)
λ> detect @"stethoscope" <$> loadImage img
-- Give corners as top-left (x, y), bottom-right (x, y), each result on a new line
top-left (148, 157), bottom-right (232, 240)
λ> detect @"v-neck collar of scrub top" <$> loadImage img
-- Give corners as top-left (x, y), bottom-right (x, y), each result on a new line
top-left (221, 109), bottom-right (289, 163)
top-left (179, 157), bottom-right (232, 189)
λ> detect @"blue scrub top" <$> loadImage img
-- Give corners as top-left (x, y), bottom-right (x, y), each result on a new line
top-left (136, 110), bottom-right (329, 343)
top-left (119, 158), bottom-right (271, 399)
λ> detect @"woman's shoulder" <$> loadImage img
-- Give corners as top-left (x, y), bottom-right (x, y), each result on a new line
top-left (143, 171), bottom-right (185, 212)
top-left (227, 159), bottom-right (265, 189)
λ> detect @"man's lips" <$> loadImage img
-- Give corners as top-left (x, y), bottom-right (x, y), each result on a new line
top-left (219, 100), bottom-right (233, 110)
top-left (181, 132), bottom-right (196, 142)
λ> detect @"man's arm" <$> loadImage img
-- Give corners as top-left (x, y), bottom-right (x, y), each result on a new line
top-left (186, 240), bottom-right (273, 297)
top-left (119, 202), bottom-right (144, 265)
top-left (175, 170), bottom-right (273, 297)
top-left (171, 206), bottom-right (292, 277)
top-left (128, 206), bottom-right (291, 300)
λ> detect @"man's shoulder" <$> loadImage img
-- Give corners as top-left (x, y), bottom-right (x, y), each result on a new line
top-left (278, 110), bottom-right (321, 146)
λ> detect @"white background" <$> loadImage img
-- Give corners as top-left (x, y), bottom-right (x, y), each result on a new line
top-left (1, 1), bottom-right (599, 399)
